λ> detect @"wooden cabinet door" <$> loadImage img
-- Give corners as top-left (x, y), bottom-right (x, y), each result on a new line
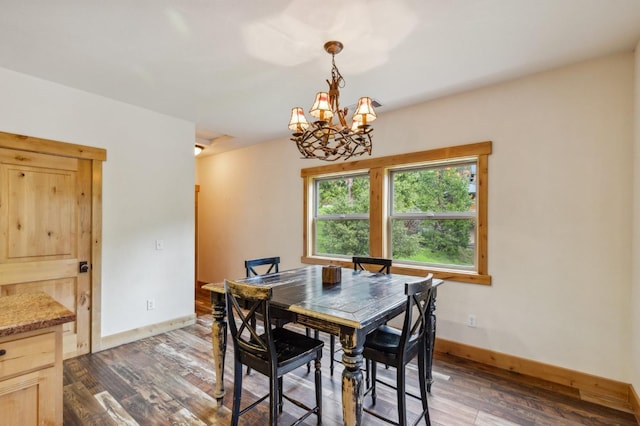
top-left (0, 367), bottom-right (58, 425)
top-left (0, 148), bottom-right (92, 358)
top-left (0, 328), bottom-right (62, 426)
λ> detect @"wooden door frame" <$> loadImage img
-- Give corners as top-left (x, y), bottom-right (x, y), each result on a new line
top-left (0, 130), bottom-right (106, 353)
top-left (195, 184), bottom-right (199, 288)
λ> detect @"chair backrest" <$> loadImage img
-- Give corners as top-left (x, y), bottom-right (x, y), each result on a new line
top-left (245, 256), bottom-right (280, 277)
top-left (225, 279), bottom-right (277, 363)
top-left (398, 274), bottom-right (433, 354)
top-left (352, 256), bottom-right (392, 274)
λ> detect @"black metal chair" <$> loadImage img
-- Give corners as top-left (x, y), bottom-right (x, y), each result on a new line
top-left (244, 257), bottom-right (280, 374)
top-left (244, 256), bottom-right (316, 373)
top-left (353, 256), bottom-right (392, 274)
top-left (328, 256), bottom-right (393, 376)
top-left (362, 275), bottom-right (433, 426)
top-left (226, 279), bottom-right (324, 426)
top-left (245, 256), bottom-right (280, 277)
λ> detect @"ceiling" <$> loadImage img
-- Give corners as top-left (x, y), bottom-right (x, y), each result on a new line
top-left (1, 1), bottom-right (640, 157)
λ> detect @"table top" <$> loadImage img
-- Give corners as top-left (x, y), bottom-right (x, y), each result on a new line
top-left (202, 265), bottom-right (442, 330)
top-left (0, 291), bottom-right (76, 337)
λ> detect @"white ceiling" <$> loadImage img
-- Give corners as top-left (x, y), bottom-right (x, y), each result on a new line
top-left (1, 0), bottom-right (640, 156)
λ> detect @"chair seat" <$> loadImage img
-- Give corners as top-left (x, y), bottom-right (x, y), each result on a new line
top-left (256, 327), bottom-right (324, 365)
top-left (364, 325), bottom-right (418, 355)
top-left (240, 327), bottom-right (324, 377)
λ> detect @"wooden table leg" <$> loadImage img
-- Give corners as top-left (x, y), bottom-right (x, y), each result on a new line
top-left (210, 294), bottom-right (227, 407)
top-left (341, 332), bottom-right (365, 426)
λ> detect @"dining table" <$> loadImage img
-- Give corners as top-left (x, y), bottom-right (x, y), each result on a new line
top-left (201, 265), bottom-right (444, 426)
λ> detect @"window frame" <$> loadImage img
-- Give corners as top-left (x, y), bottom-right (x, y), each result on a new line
top-left (301, 141), bottom-right (491, 285)
top-left (388, 160), bottom-right (478, 271)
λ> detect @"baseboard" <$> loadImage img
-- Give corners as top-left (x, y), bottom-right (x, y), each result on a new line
top-left (97, 314), bottom-right (196, 351)
top-left (435, 338), bottom-right (634, 414)
top-left (631, 384), bottom-right (640, 423)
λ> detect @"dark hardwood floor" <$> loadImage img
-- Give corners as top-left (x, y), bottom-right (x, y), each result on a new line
top-left (62, 289), bottom-right (638, 425)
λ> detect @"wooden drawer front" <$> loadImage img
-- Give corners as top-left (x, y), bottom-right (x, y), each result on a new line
top-left (0, 332), bottom-right (55, 380)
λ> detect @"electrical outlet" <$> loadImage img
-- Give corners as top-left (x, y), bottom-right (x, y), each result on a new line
top-left (467, 314), bottom-right (477, 328)
top-left (146, 299), bottom-right (156, 310)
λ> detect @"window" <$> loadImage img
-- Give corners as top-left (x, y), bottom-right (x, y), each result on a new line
top-left (301, 142), bottom-right (491, 284)
top-left (390, 162), bottom-right (476, 270)
top-left (314, 173), bottom-right (370, 257)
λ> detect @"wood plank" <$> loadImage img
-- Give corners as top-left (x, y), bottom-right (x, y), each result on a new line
top-left (63, 382), bottom-right (118, 426)
top-left (99, 314), bottom-right (196, 350)
top-left (90, 159), bottom-right (104, 353)
top-left (0, 147), bottom-right (78, 170)
top-left (0, 131), bottom-right (107, 161)
top-left (0, 259), bottom-right (78, 286)
top-left (631, 384), bottom-right (640, 424)
top-left (299, 255), bottom-right (493, 284)
top-left (94, 390), bottom-right (140, 425)
top-left (301, 175), bottom-right (312, 259)
top-left (68, 351), bottom-right (138, 401)
top-left (368, 166), bottom-right (384, 257)
top-left (75, 159), bottom-right (92, 356)
top-left (476, 153), bottom-right (489, 275)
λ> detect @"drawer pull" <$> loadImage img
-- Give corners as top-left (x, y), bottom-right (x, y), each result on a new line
top-left (0, 349), bottom-right (6, 356)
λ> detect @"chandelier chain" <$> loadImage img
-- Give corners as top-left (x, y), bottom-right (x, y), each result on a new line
top-left (330, 54), bottom-right (345, 89)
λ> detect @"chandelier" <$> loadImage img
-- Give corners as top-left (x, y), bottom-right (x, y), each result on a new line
top-left (288, 41), bottom-right (377, 161)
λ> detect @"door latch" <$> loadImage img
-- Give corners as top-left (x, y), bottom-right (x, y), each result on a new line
top-left (79, 261), bottom-right (90, 273)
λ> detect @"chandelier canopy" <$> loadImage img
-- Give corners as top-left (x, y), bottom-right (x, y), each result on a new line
top-left (288, 41), bottom-right (377, 162)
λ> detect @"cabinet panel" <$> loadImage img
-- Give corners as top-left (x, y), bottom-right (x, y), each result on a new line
top-left (0, 386), bottom-right (38, 425)
top-left (0, 331), bottom-right (55, 380)
top-left (0, 368), bottom-right (56, 425)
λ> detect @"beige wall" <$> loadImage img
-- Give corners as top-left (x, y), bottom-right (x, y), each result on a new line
top-left (196, 136), bottom-right (305, 280)
top-left (197, 52), bottom-right (634, 382)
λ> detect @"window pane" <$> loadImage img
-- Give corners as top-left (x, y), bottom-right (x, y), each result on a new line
top-left (392, 219), bottom-right (475, 267)
top-left (317, 175), bottom-right (369, 216)
top-left (392, 164), bottom-right (476, 214)
top-left (315, 219), bottom-right (369, 256)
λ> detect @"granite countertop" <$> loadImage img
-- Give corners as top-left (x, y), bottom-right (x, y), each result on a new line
top-left (0, 292), bottom-right (76, 337)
